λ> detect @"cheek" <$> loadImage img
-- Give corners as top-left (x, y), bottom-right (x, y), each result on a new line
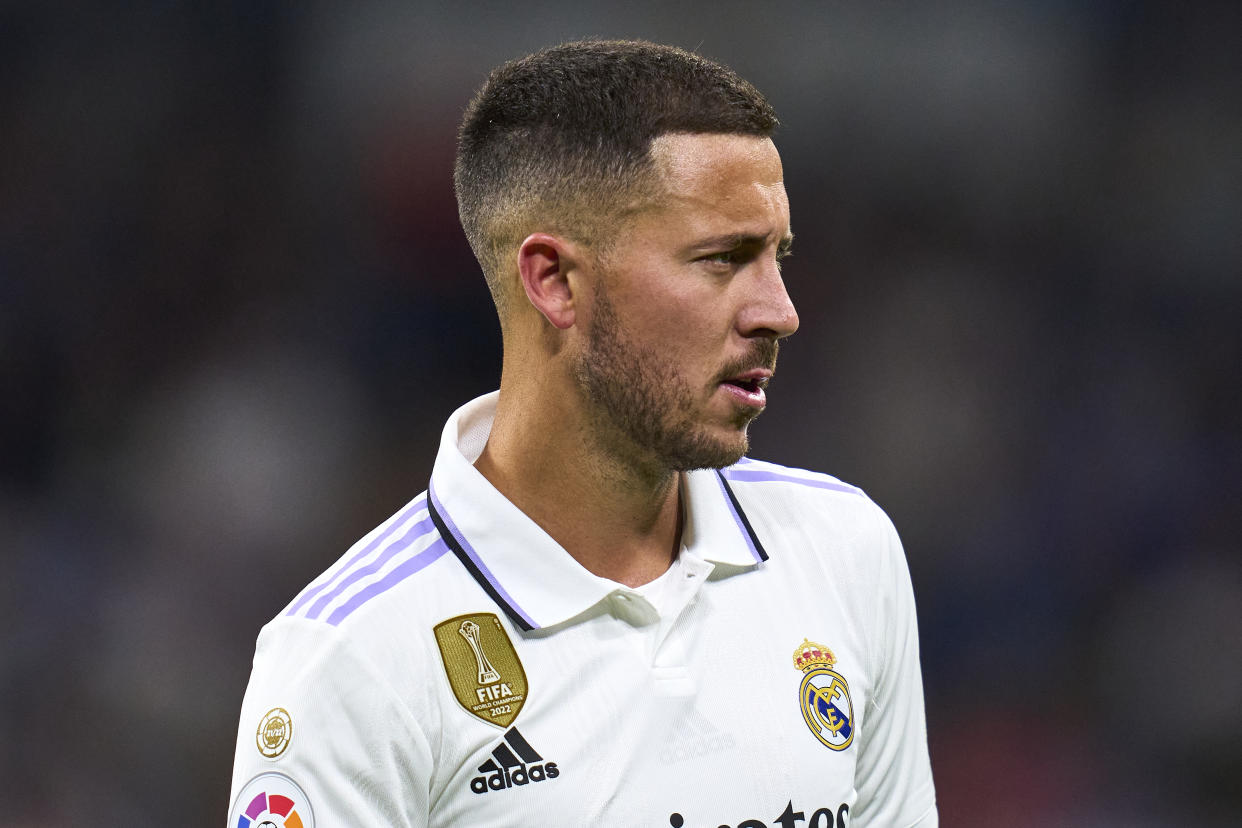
top-left (646, 311), bottom-right (727, 372)
top-left (609, 266), bottom-right (735, 357)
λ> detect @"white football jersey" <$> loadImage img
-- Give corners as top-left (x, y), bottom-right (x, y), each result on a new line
top-left (229, 392), bottom-right (937, 828)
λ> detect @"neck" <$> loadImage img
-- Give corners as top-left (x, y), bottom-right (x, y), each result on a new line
top-left (474, 367), bottom-right (683, 588)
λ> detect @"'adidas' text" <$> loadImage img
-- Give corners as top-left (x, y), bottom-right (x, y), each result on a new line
top-left (470, 728), bottom-right (560, 795)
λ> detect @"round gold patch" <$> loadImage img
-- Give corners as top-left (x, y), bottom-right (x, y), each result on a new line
top-left (256, 707), bottom-right (293, 759)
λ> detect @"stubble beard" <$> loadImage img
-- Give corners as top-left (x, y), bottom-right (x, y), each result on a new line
top-left (573, 283), bottom-right (776, 473)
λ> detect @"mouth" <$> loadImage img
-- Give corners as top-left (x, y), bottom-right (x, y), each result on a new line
top-left (722, 372), bottom-right (770, 393)
top-left (718, 368), bottom-right (773, 408)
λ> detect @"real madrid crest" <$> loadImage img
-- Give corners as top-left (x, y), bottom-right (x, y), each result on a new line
top-left (793, 638), bottom-right (855, 751)
top-left (434, 613), bottom-right (528, 728)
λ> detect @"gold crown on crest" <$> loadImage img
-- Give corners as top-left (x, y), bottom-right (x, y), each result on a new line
top-left (793, 638), bottom-right (836, 672)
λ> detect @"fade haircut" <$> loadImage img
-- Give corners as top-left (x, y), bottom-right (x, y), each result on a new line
top-left (454, 39), bottom-right (778, 315)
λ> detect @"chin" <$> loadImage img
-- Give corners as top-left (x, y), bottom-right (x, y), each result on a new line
top-left (662, 425), bottom-right (750, 472)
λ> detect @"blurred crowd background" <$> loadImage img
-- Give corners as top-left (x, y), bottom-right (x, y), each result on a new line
top-left (3, 2), bottom-right (1240, 825)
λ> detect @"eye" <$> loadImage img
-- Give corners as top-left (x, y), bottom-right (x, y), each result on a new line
top-left (700, 250), bottom-right (737, 266)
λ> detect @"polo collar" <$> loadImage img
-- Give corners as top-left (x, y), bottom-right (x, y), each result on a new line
top-left (427, 392), bottom-right (768, 631)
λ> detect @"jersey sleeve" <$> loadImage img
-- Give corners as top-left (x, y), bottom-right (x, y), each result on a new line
top-left (850, 500), bottom-right (938, 827)
top-left (227, 618), bottom-right (435, 827)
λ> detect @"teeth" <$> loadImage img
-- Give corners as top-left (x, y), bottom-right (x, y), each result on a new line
top-left (722, 376), bottom-right (769, 393)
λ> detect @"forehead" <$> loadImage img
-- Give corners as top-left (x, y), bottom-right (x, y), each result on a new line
top-left (643, 133), bottom-right (789, 231)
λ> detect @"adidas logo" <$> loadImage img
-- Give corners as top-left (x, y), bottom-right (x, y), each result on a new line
top-left (469, 728), bottom-right (560, 794)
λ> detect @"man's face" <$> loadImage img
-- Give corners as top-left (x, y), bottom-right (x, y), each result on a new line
top-left (573, 133), bottom-right (799, 471)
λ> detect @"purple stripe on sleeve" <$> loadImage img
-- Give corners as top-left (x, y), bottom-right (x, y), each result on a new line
top-left (715, 473), bottom-right (765, 564)
top-left (429, 481), bottom-right (539, 631)
top-left (287, 495), bottom-right (428, 617)
top-left (721, 468), bottom-right (862, 495)
top-left (326, 538), bottom-right (450, 626)
top-left (305, 515), bottom-right (437, 621)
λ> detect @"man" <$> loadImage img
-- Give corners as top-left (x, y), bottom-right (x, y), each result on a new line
top-left (229, 40), bottom-right (936, 827)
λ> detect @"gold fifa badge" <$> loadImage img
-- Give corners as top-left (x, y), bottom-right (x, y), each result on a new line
top-left (434, 613), bottom-right (528, 728)
top-left (793, 638), bottom-right (856, 751)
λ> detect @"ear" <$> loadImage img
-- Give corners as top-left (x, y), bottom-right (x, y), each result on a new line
top-left (516, 232), bottom-right (581, 330)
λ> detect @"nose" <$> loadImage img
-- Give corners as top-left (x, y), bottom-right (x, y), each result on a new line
top-left (738, 258), bottom-right (800, 340)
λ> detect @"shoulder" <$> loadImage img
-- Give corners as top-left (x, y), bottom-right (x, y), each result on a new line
top-left (720, 456), bottom-right (866, 498)
top-left (720, 456), bottom-right (881, 527)
top-left (259, 490), bottom-right (484, 672)
top-left (720, 456), bottom-right (904, 576)
top-left (280, 491), bottom-right (466, 624)
top-left (239, 491), bottom-right (479, 741)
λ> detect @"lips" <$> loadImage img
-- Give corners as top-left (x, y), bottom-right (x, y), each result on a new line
top-left (715, 340), bottom-right (779, 409)
top-left (718, 367), bottom-right (772, 409)
top-left (720, 368), bottom-right (772, 394)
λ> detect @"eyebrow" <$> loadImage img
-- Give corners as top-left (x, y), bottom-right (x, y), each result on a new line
top-left (690, 231), bottom-right (795, 255)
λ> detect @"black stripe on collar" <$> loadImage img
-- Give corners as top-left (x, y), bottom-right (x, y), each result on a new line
top-left (716, 471), bottom-right (770, 562)
top-left (426, 491), bottom-right (536, 632)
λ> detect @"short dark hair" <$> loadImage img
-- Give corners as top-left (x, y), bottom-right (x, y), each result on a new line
top-left (454, 39), bottom-right (778, 313)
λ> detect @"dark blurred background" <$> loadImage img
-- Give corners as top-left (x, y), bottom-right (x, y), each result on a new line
top-left (3, 2), bottom-right (1240, 825)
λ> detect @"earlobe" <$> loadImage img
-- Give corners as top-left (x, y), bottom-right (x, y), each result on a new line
top-left (517, 233), bottom-right (577, 330)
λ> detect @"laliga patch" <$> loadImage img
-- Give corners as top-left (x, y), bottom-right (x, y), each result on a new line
top-left (793, 638), bottom-right (856, 751)
top-left (256, 707), bottom-right (293, 759)
top-left (230, 772), bottom-right (314, 828)
top-left (435, 612), bottom-right (528, 727)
